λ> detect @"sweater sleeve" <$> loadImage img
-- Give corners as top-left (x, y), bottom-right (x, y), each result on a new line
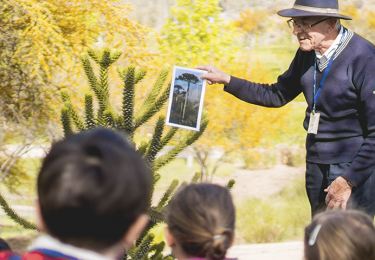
top-left (223, 50), bottom-right (304, 108)
top-left (342, 56), bottom-right (375, 186)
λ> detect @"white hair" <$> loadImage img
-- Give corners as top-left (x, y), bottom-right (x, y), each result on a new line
top-left (335, 18), bottom-right (342, 31)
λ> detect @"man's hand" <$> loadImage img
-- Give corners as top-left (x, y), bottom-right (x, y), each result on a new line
top-left (325, 176), bottom-right (353, 211)
top-left (195, 65), bottom-right (231, 85)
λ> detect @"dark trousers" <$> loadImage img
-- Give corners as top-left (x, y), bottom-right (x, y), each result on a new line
top-left (305, 161), bottom-right (375, 219)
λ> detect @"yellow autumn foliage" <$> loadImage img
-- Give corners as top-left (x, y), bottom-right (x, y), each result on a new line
top-left (1, 0), bottom-right (162, 128)
top-left (340, 3), bottom-right (375, 43)
top-left (3, 0), bottom-right (155, 79)
top-left (234, 9), bottom-right (272, 35)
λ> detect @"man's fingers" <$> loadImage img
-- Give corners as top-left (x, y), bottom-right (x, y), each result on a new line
top-left (341, 201), bottom-right (347, 210)
top-left (196, 65), bottom-right (215, 72)
top-left (195, 65), bottom-right (209, 71)
top-left (324, 185), bottom-right (331, 192)
top-left (332, 201), bottom-right (340, 211)
top-left (325, 192), bottom-right (332, 205)
top-left (206, 80), bottom-right (213, 85)
top-left (326, 199), bottom-right (339, 211)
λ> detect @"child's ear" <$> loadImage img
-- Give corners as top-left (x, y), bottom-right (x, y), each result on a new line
top-left (35, 200), bottom-right (47, 232)
top-left (122, 214), bottom-right (149, 248)
top-left (164, 227), bottom-right (176, 247)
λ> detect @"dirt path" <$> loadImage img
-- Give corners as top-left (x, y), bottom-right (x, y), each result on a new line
top-left (214, 164), bottom-right (305, 201)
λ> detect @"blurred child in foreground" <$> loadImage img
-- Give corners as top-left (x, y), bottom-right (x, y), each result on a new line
top-left (0, 129), bottom-right (150, 260)
top-left (165, 183), bottom-right (235, 260)
top-left (304, 210), bottom-right (375, 260)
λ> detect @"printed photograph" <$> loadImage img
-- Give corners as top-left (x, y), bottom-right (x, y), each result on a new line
top-left (166, 66), bottom-right (207, 131)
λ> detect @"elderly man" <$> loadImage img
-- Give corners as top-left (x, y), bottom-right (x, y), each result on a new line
top-left (198, 0), bottom-right (375, 218)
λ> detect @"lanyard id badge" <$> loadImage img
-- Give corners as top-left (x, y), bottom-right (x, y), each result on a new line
top-left (308, 29), bottom-right (346, 135)
top-left (308, 110), bottom-right (320, 134)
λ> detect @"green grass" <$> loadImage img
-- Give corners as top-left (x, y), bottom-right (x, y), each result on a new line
top-left (236, 176), bottom-right (310, 243)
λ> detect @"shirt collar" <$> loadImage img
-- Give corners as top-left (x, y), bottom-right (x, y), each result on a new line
top-left (315, 25), bottom-right (344, 64)
top-left (29, 235), bottom-right (116, 260)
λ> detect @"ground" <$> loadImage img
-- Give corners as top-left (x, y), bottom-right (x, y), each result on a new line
top-left (214, 164), bottom-right (304, 201)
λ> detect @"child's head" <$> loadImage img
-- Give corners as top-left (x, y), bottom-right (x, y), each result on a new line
top-left (304, 210), bottom-right (375, 260)
top-left (165, 183), bottom-right (235, 260)
top-left (37, 129), bottom-right (150, 251)
top-left (0, 238), bottom-right (11, 252)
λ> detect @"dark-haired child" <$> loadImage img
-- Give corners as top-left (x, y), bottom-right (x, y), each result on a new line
top-left (0, 129), bottom-right (150, 260)
top-left (0, 238), bottom-right (11, 252)
top-left (165, 183), bottom-right (235, 260)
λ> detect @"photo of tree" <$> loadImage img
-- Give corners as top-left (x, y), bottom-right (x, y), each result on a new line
top-left (166, 66), bottom-right (207, 131)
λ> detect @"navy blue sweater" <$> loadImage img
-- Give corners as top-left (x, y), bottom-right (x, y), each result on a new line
top-left (224, 28), bottom-right (375, 186)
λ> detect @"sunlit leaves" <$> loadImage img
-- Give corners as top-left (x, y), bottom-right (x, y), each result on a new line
top-left (160, 0), bottom-right (239, 65)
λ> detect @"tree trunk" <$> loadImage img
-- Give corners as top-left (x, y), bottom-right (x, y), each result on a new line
top-left (182, 82), bottom-right (190, 119)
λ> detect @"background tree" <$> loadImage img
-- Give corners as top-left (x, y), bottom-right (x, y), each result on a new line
top-left (0, 0), bottom-right (160, 204)
top-left (0, 0), bottom-right (158, 127)
top-left (234, 9), bottom-right (272, 47)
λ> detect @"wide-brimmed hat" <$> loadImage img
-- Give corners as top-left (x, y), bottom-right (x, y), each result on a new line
top-left (277, 0), bottom-right (352, 20)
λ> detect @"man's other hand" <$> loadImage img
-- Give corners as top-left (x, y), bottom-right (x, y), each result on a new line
top-left (195, 65), bottom-right (231, 85)
top-left (325, 176), bottom-right (353, 211)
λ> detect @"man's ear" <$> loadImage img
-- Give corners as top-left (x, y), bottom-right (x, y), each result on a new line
top-left (122, 214), bottom-right (149, 248)
top-left (164, 227), bottom-right (176, 247)
top-left (35, 200), bottom-right (47, 232)
top-left (327, 18), bottom-right (337, 32)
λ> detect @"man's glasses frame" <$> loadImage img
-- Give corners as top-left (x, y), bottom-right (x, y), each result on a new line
top-left (287, 17), bottom-right (331, 31)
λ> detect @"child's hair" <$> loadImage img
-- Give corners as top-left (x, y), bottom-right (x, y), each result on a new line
top-left (0, 238), bottom-right (11, 252)
top-left (304, 210), bottom-right (375, 260)
top-left (37, 128), bottom-right (150, 250)
top-left (166, 183), bottom-right (235, 260)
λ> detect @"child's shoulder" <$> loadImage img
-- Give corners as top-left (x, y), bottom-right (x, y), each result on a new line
top-left (0, 249), bottom-right (78, 260)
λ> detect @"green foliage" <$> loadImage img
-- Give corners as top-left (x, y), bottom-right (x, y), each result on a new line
top-left (160, 0), bottom-right (239, 65)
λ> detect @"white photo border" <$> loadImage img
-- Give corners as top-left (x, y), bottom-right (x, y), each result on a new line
top-left (165, 66), bottom-right (208, 132)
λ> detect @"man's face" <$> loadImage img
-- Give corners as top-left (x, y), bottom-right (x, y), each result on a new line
top-left (291, 17), bottom-right (331, 52)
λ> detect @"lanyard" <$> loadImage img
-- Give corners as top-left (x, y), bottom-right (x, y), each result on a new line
top-left (313, 29), bottom-right (346, 112)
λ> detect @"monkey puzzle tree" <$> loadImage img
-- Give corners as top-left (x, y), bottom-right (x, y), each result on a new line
top-left (0, 48), bottom-right (235, 260)
top-left (176, 73), bottom-right (200, 119)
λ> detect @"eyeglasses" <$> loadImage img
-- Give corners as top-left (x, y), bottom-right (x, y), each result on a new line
top-left (287, 17), bottom-right (331, 31)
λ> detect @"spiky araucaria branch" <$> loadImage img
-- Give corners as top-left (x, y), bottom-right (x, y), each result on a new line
top-left (84, 93), bottom-right (96, 129)
top-left (0, 193), bottom-right (38, 230)
top-left (122, 65), bottom-right (136, 139)
top-left (61, 89), bottom-right (85, 131)
top-left (156, 179), bottom-right (179, 211)
top-left (135, 65), bottom-right (170, 121)
top-left (144, 115), bottom-right (165, 166)
top-left (151, 115), bottom-right (209, 174)
top-left (61, 107), bottom-right (73, 137)
top-left (128, 233), bottom-right (155, 260)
